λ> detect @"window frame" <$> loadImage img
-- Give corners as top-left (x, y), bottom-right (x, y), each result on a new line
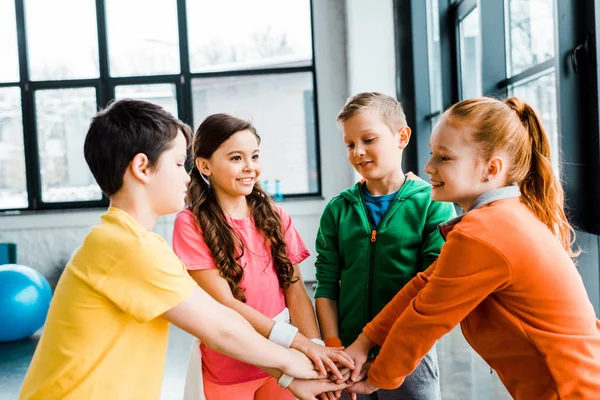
top-left (2, 0), bottom-right (321, 213)
top-left (399, 0), bottom-right (597, 234)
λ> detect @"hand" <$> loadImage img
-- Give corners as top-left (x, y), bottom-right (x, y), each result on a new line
top-left (335, 360), bottom-right (371, 384)
top-left (288, 377), bottom-right (351, 400)
top-left (345, 378), bottom-right (379, 395)
top-left (343, 334), bottom-right (374, 382)
top-left (318, 366), bottom-right (354, 400)
top-left (281, 348), bottom-right (324, 380)
top-left (297, 338), bottom-right (355, 380)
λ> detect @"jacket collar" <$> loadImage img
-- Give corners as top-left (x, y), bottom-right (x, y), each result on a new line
top-left (438, 184), bottom-right (521, 239)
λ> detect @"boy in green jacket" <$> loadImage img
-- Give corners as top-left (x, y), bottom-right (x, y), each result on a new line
top-left (315, 92), bottom-right (455, 399)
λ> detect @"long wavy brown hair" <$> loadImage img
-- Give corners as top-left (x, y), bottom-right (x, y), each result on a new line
top-left (445, 97), bottom-right (579, 258)
top-left (186, 113), bottom-right (298, 301)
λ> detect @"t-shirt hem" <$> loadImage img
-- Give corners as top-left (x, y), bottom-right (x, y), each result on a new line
top-left (289, 249), bottom-right (310, 265)
top-left (202, 370), bottom-right (270, 385)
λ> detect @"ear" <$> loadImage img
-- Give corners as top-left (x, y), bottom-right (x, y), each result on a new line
top-left (485, 155), bottom-right (505, 182)
top-left (397, 126), bottom-right (412, 149)
top-left (130, 153), bottom-right (152, 183)
top-left (195, 158), bottom-right (211, 177)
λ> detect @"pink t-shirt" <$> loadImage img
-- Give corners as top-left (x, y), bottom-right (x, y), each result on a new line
top-left (172, 206), bottom-right (310, 385)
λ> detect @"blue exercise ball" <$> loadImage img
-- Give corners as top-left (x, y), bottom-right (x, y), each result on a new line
top-left (0, 264), bottom-right (52, 342)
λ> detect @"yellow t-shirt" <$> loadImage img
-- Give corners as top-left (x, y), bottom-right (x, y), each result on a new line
top-left (19, 207), bottom-right (197, 400)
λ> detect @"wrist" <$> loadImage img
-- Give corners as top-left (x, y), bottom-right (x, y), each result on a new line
top-left (269, 321), bottom-right (299, 348)
top-left (290, 333), bottom-right (310, 352)
top-left (310, 338), bottom-right (326, 346)
top-left (365, 378), bottom-right (380, 392)
top-left (356, 333), bottom-right (376, 353)
top-left (277, 373), bottom-right (294, 389)
top-left (324, 337), bottom-right (343, 347)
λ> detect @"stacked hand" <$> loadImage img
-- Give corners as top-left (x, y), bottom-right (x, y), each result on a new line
top-left (317, 336), bottom-right (381, 400)
top-left (297, 337), bottom-right (355, 380)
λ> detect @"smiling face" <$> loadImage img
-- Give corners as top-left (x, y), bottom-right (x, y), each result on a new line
top-left (197, 129), bottom-right (261, 201)
top-left (424, 119), bottom-right (490, 210)
top-left (342, 110), bottom-right (409, 181)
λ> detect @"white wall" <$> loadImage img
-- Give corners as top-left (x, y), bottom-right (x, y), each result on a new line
top-left (345, 0), bottom-right (397, 97)
top-left (0, 0), bottom-right (369, 284)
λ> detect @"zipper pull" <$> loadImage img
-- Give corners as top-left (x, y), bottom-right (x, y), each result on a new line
top-left (371, 230), bottom-right (377, 242)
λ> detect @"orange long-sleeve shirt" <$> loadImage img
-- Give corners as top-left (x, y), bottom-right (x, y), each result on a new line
top-left (364, 197), bottom-right (600, 399)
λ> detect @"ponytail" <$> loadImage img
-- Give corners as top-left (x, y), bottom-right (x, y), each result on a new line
top-left (504, 97), bottom-right (580, 257)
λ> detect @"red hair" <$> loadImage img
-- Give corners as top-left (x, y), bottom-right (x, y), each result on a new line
top-left (444, 97), bottom-right (579, 257)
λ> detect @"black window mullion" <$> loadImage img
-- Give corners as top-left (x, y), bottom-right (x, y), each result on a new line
top-left (308, 0), bottom-right (321, 197)
top-left (96, 0), bottom-right (111, 107)
top-left (555, 0), bottom-right (589, 231)
top-left (440, 0), bottom-right (459, 108)
top-left (176, 0), bottom-right (193, 127)
top-left (14, 0), bottom-right (41, 211)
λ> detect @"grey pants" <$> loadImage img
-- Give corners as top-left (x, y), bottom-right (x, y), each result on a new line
top-left (342, 346), bottom-right (440, 400)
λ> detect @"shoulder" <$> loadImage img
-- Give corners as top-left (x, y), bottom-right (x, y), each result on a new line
top-left (174, 208), bottom-right (202, 233)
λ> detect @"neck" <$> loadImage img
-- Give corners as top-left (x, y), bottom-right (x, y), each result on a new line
top-left (365, 168), bottom-right (406, 196)
top-left (215, 191), bottom-right (250, 219)
top-left (110, 192), bottom-right (158, 231)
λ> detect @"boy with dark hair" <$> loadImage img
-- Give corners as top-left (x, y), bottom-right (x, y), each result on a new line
top-left (20, 99), bottom-right (346, 400)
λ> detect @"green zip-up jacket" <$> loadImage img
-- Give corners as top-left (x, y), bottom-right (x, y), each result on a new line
top-left (314, 175), bottom-right (456, 346)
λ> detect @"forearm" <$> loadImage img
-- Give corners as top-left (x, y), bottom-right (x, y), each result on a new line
top-left (206, 305), bottom-right (292, 369)
top-left (165, 288), bottom-right (289, 371)
top-left (364, 265), bottom-right (434, 346)
top-left (286, 282), bottom-right (320, 339)
top-left (225, 297), bottom-right (276, 338)
top-left (315, 297), bottom-right (339, 340)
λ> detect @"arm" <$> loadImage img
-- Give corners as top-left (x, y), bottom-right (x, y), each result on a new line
top-left (363, 263), bottom-right (436, 347)
top-left (164, 286), bottom-right (319, 379)
top-left (286, 264), bottom-right (320, 340)
top-left (315, 298), bottom-right (340, 346)
top-left (189, 269), bottom-right (354, 378)
top-left (189, 269), bottom-right (276, 337)
top-left (364, 230), bottom-right (512, 390)
top-left (420, 200), bottom-right (456, 270)
top-left (313, 201), bottom-right (342, 343)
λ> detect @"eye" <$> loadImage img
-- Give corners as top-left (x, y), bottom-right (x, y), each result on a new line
top-left (177, 163), bottom-right (185, 168)
top-left (231, 155), bottom-right (241, 161)
top-left (252, 154), bottom-right (260, 160)
top-left (364, 138), bottom-right (375, 144)
top-left (346, 143), bottom-right (355, 150)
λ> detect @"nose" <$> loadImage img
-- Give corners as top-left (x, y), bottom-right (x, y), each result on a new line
top-left (353, 145), bottom-right (365, 157)
top-left (424, 157), bottom-right (434, 175)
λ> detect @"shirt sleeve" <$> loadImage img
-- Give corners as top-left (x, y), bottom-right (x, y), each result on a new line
top-left (420, 200), bottom-right (456, 271)
top-left (95, 237), bottom-right (197, 323)
top-left (172, 210), bottom-right (216, 271)
top-left (313, 201), bottom-right (341, 300)
top-left (278, 207), bottom-right (310, 265)
top-left (365, 229), bottom-right (512, 390)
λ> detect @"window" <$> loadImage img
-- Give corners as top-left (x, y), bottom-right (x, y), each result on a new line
top-left (0, 0), bottom-right (318, 212)
top-left (504, 0), bottom-right (558, 172)
top-left (412, 0), bottom-right (594, 235)
top-left (458, 6), bottom-right (482, 99)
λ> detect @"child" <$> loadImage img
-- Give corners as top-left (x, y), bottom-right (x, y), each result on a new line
top-left (19, 100), bottom-right (347, 400)
top-left (344, 97), bottom-right (600, 400)
top-left (172, 113), bottom-right (354, 400)
top-left (314, 92), bottom-right (456, 400)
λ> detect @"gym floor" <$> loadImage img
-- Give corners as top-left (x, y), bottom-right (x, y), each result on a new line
top-left (0, 284), bottom-right (511, 400)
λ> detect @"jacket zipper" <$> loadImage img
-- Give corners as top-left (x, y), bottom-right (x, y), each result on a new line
top-left (368, 229), bottom-right (377, 320)
top-left (359, 181), bottom-right (407, 321)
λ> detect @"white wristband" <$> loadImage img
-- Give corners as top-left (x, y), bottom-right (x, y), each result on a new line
top-left (269, 321), bottom-right (298, 348)
top-left (277, 373), bottom-right (294, 389)
top-left (310, 338), bottom-right (326, 346)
